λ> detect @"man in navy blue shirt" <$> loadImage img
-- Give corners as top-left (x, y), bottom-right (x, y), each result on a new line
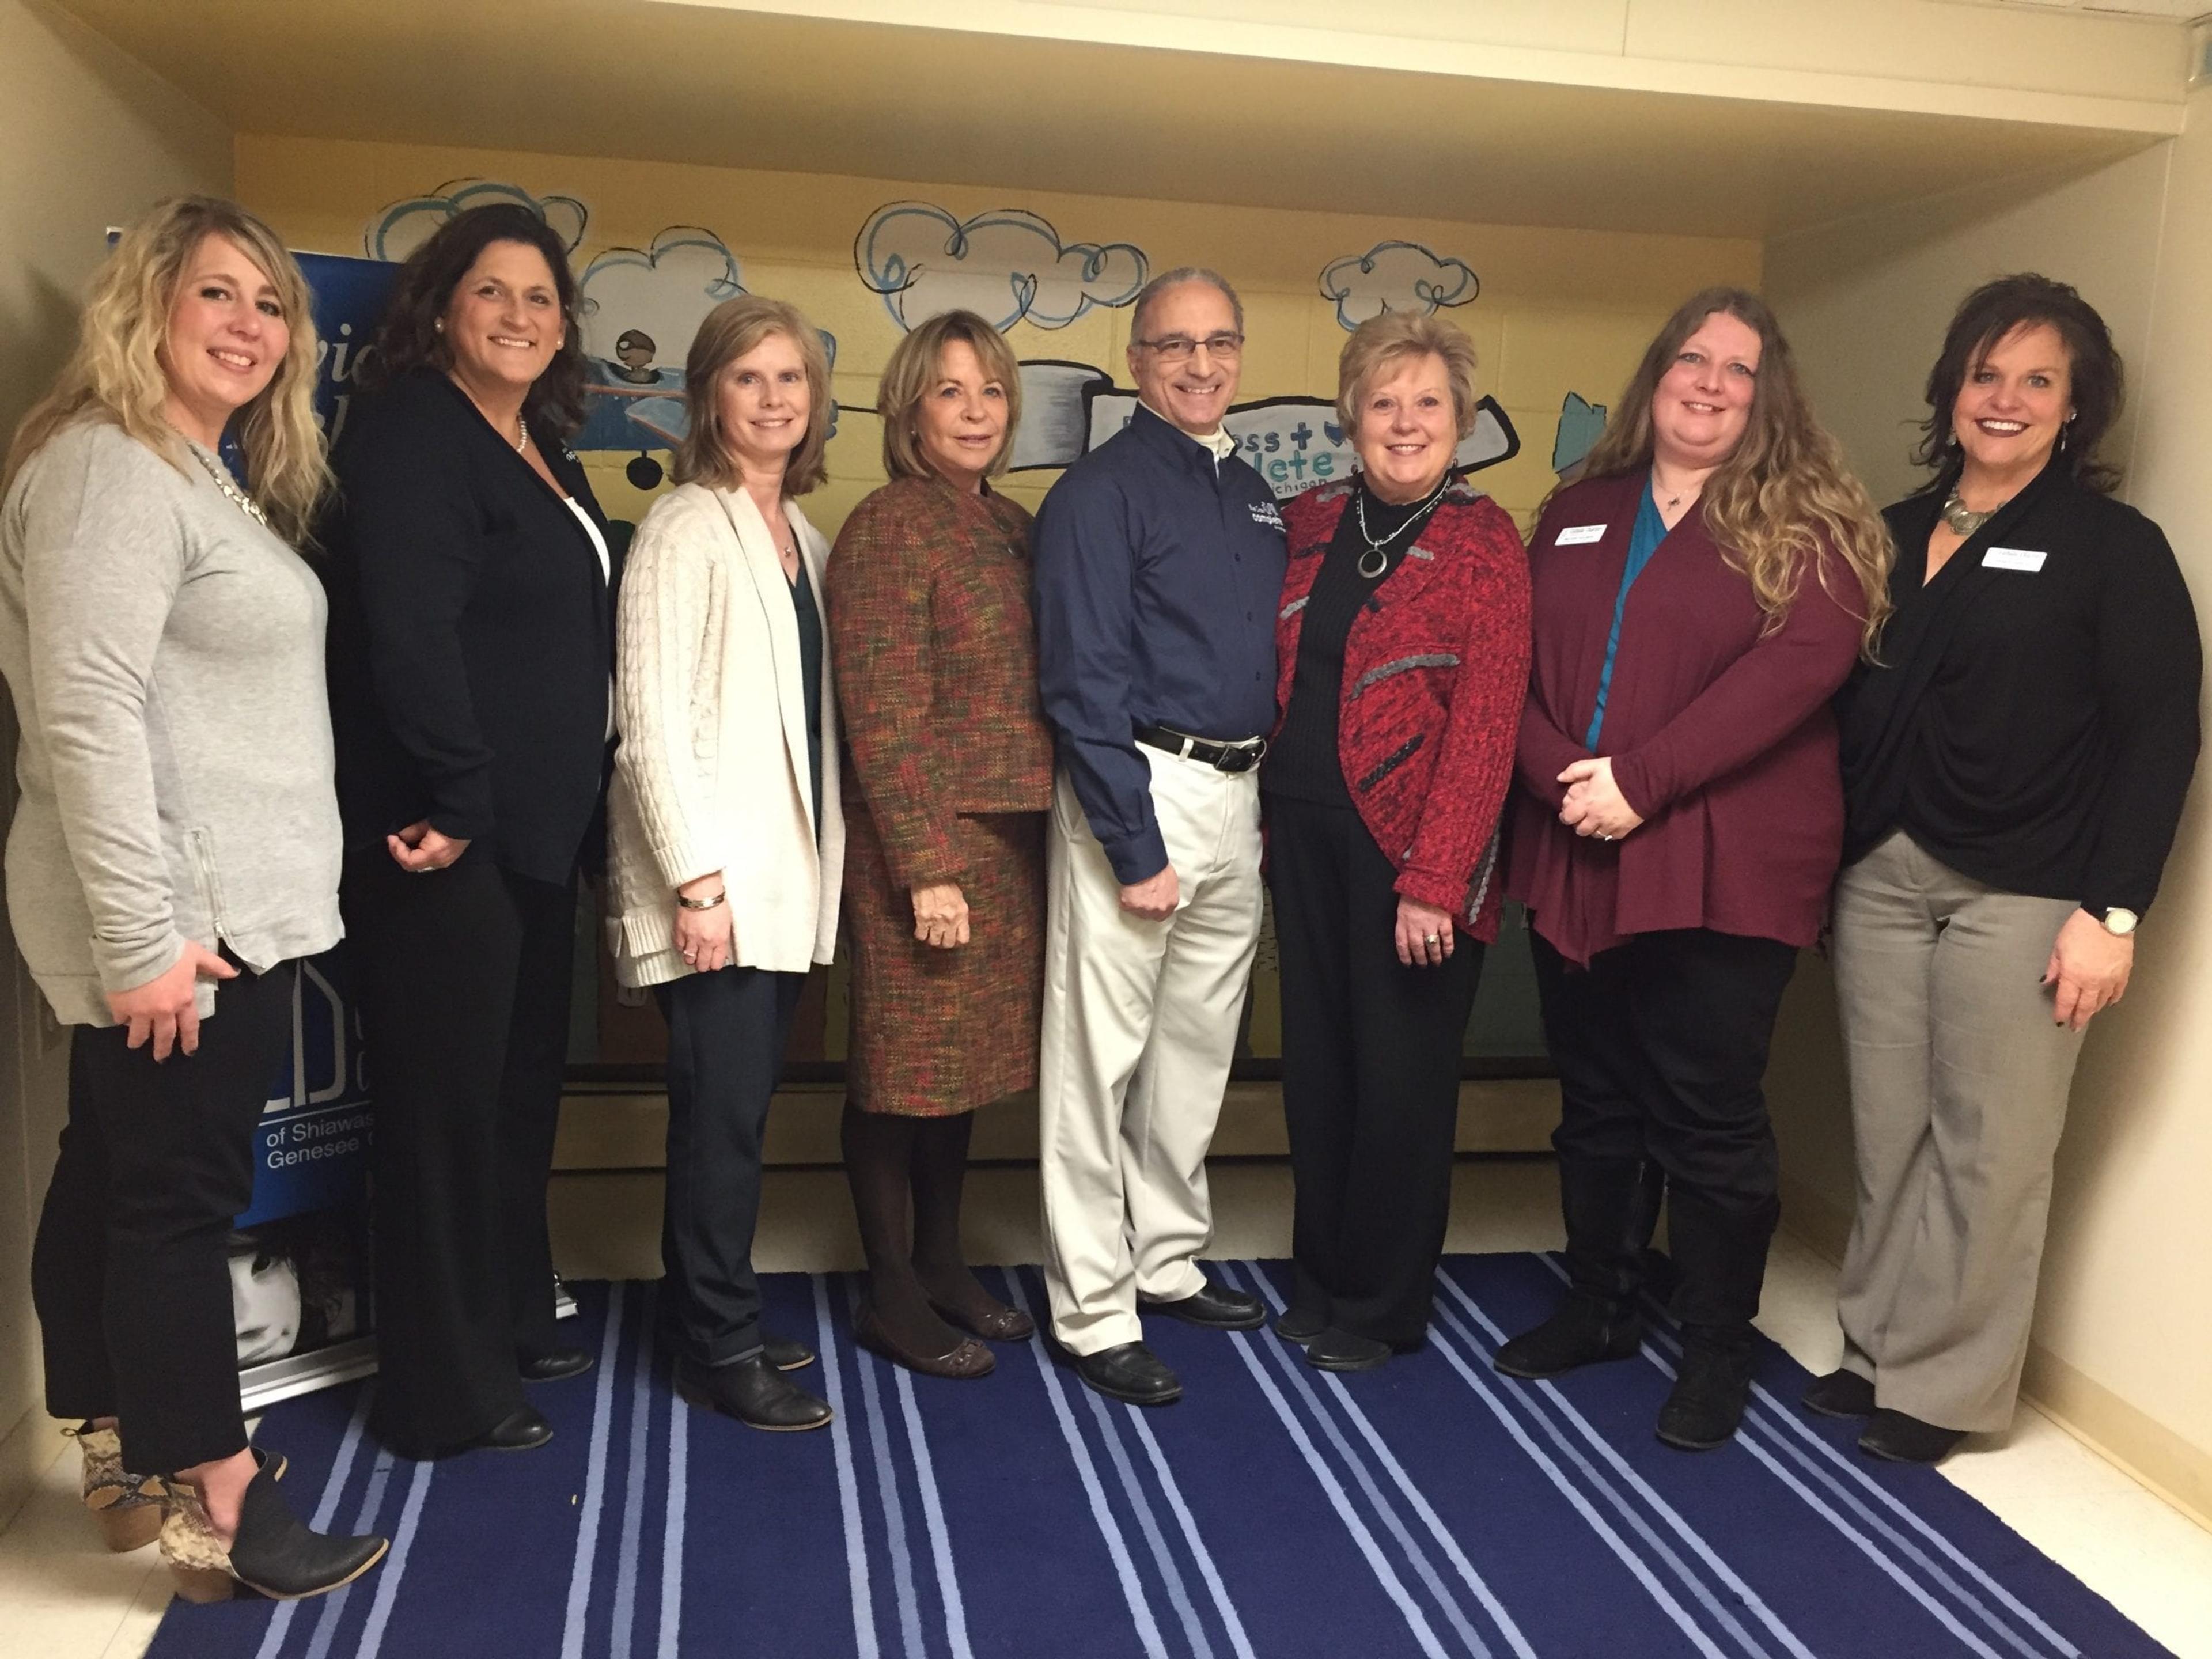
top-left (1033, 268), bottom-right (1289, 1406)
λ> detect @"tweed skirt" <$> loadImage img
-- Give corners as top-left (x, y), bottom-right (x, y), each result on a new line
top-left (842, 804), bottom-right (1046, 1116)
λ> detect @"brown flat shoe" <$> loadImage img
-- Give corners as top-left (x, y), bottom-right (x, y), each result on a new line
top-left (854, 1303), bottom-right (995, 1380)
top-left (927, 1293), bottom-right (1035, 1345)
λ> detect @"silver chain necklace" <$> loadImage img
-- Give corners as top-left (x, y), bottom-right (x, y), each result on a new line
top-left (1354, 475), bottom-right (1452, 578)
top-left (187, 443), bottom-right (270, 531)
top-left (1940, 488), bottom-right (1998, 537)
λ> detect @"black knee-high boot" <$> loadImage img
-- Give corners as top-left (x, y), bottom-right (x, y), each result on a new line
top-left (1654, 1185), bottom-right (1777, 1450)
top-left (1494, 1156), bottom-right (1649, 1379)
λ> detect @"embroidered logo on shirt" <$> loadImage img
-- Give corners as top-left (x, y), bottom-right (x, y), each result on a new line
top-left (1982, 547), bottom-right (2048, 573)
top-left (1248, 500), bottom-right (1286, 531)
top-left (1555, 524), bottom-right (1607, 546)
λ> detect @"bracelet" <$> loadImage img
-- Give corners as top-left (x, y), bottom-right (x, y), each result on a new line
top-left (675, 890), bottom-right (726, 911)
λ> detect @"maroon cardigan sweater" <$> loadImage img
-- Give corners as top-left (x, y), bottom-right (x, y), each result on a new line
top-left (1272, 477), bottom-right (1531, 942)
top-left (1505, 471), bottom-right (1865, 966)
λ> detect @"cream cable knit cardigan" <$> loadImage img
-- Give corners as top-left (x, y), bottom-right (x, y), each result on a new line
top-left (605, 482), bottom-right (843, 988)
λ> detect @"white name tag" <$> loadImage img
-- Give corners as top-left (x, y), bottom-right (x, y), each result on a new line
top-left (1983, 547), bottom-right (2048, 573)
top-left (1555, 524), bottom-right (1607, 546)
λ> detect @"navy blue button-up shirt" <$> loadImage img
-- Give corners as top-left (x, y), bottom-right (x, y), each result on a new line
top-left (1034, 403), bottom-right (1289, 882)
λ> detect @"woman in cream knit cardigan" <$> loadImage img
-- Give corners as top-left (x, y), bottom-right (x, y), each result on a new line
top-left (607, 296), bottom-right (844, 1433)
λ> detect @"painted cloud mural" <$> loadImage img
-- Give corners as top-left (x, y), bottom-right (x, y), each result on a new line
top-left (855, 202), bottom-right (1149, 333)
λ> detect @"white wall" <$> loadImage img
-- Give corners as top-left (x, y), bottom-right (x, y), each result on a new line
top-left (0, 0), bottom-right (232, 1527)
top-left (1767, 120), bottom-right (2212, 1520)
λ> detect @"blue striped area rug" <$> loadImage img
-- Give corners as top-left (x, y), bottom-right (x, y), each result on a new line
top-left (145, 1256), bottom-right (2172, 1659)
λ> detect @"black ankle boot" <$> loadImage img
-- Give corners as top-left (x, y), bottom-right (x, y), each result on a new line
top-left (162, 1461), bottom-right (387, 1603)
top-left (1493, 1291), bottom-right (1642, 1379)
top-left (1656, 1325), bottom-right (1755, 1450)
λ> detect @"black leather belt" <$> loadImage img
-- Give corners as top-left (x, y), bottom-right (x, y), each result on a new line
top-left (1135, 724), bottom-right (1268, 774)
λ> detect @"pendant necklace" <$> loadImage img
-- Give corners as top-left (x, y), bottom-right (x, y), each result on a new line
top-left (187, 443), bottom-right (271, 531)
top-left (1355, 475), bottom-right (1452, 578)
top-left (1940, 489), bottom-right (1999, 537)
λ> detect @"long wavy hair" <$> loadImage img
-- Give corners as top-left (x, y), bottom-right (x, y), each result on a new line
top-left (1568, 287), bottom-right (1893, 655)
top-left (4, 196), bottom-right (328, 545)
top-left (354, 203), bottom-right (588, 439)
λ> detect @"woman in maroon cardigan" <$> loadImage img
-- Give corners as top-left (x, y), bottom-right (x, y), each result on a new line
top-left (1495, 288), bottom-right (1891, 1449)
top-left (1264, 312), bottom-right (1530, 1373)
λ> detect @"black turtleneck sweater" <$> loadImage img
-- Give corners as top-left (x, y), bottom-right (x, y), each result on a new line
top-left (1264, 482), bottom-right (1442, 806)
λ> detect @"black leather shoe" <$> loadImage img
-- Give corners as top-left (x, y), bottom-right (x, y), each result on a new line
top-left (519, 1346), bottom-right (594, 1382)
top-left (1493, 1292), bottom-right (1641, 1379)
top-left (166, 1459), bottom-right (387, 1603)
top-left (1858, 1408), bottom-right (1965, 1465)
top-left (1138, 1281), bottom-right (1265, 1331)
top-left (1274, 1306), bottom-right (1327, 1345)
top-left (471, 1405), bottom-right (554, 1453)
top-left (764, 1334), bottom-right (816, 1372)
top-left (1073, 1342), bottom-right (1182, 1406)
top-left (676, 1355), bottom-right (833, 1432)
top-left (1802, 1368), bottom-right (1877, 1420)
top-left (1656, 1332), bottom-right (1754, 1451)
top-left (1306, 1328), bottom-right (1391, 1373)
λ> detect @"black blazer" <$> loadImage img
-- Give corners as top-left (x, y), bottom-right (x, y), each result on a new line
top-left (322, 368), bottom-right (619, 887)
top-left (1839, 460), bottom-right (2200, 916)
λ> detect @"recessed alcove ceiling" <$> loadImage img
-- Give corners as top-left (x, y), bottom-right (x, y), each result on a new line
top-left (56, 0), bottom-right (2174, 240)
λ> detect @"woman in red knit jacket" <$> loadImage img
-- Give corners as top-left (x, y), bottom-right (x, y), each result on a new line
top-left (1263, 312), bottom-right (1530, 1373)
top-left (1494, 288), bottom-right (1892, 1451)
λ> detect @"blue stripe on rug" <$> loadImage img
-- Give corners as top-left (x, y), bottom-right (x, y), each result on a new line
top-left (142, 1258), bottom-right (2177, 1659)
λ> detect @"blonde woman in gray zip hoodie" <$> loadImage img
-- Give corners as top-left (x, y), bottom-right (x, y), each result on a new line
top-left (0, 198), bottom-right (384, 1605)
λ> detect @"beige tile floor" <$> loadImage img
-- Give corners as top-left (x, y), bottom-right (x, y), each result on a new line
top-left (6, 1158), bottom-right (2210, 1657)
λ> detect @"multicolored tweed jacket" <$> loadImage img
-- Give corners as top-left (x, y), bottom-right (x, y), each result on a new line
top-left (828, 474), bottom-right (1055, 891)
top-left (1272, 476), bottom-right (1532, 941)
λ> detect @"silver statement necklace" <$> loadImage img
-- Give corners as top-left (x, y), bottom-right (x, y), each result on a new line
top-left (1940, 489), bottom-right (1998, 537)
top-left (187, 444), bottom-right (270, 531)
top-left (1354, 475), bottom-right (1452, 578)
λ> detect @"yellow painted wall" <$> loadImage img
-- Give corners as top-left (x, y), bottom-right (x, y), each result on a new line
top-left (1768, 132), bottom-right (2212, 1523)
top-left (0, 0), bottom-right (234, 1528)
top-left (236, 132), bottom-right (1760, 551)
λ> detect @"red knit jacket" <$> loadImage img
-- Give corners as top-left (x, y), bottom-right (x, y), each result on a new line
top-left (1271, 477), bottom-right (1532, 941)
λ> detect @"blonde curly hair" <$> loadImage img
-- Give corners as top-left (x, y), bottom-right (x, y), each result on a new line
top-left (1569, 286), bottom-right (1893, 656)
top-left (4, 196), bottom-right (329, 546)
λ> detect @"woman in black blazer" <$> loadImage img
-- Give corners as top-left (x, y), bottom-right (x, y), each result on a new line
top-left (323, 204), bottom-right (618, 1459)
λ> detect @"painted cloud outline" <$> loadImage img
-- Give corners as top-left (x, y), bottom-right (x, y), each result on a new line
top-left (363, 179), bottom-right (590, 263)
top-left (1317, 241), bottom-right (1481, 331)
top-left (855, 202), bottom-right (1149, 333)
top-left (578, 226), bottom-right (747, 365)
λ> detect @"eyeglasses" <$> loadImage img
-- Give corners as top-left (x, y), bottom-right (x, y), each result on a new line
top-left (1132, 331), bottom-right (1245, 362)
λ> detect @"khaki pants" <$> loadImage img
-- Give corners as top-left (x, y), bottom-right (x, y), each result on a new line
top-left (1830, 831), bottom-right (2086, 1432)
top-left (1038, 752), bottom-right (1263, 1355)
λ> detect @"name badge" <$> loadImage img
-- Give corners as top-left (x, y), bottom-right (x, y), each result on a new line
top-left (1555, 524), bottom-right (1607, 546)
top-left (1983, 547), bottom-right (2047, 573)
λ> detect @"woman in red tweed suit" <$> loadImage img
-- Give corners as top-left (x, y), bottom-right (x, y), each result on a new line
top-left (828, 310), bottom-right (1055, 1380)
top-left (1262, 312), bottom-right (1530, 1373)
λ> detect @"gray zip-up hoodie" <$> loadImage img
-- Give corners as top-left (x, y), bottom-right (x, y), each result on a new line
top-left (0, 419), bottom-right (342, 1026)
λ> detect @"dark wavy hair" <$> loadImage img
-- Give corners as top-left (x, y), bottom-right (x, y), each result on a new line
top-left (1912, 273), bottom-right (2123, 494)
top-left (357, 203), bottom-right (588, 438)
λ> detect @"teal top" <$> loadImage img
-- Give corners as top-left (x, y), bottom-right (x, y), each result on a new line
top-left (1584, 480), bottom-right (1669, 750)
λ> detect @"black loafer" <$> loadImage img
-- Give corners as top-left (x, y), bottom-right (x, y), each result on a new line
top-left (1802, 1368), bottom-right (1877, 1420)
top-left (1138, 1281), bottom-right (1265, 1331)
top-left (519, 1346), bottom-right (594, 1382)
top-left (471, 1405), bottom-right (554, 1453)
top-left (1073, 1342), bottom-right (1183, 1406)
top-left (764, 1334), bottom-right (816, 1372)
top-left (676, 1355), bottom-right (832, 1432)
top-left (1274, 1306), bottom-right (1327, 1345)
top-left (1858, 1408), bottom-right (1965, 1465)
top-left (1306, 1328), bottom-right (1391, 1373)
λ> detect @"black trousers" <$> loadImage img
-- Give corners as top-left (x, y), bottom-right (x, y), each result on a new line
top-left (344, 849), bottom-right (575, 1456)
top-left (33, 959), bottom-right (296, 1475)
top-left (1268, 796), bottom-right (1484, 1346)
top-left (657, 965), bottom-right (804, 1368)
top-left (1532, 927), bottom-right (1797, 1328)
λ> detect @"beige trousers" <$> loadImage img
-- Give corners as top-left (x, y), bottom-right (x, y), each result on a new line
top-left (1038, 751), bottom-right (1264, 1355)
top-left (1830, 831), bottom-right (2087, 1432)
